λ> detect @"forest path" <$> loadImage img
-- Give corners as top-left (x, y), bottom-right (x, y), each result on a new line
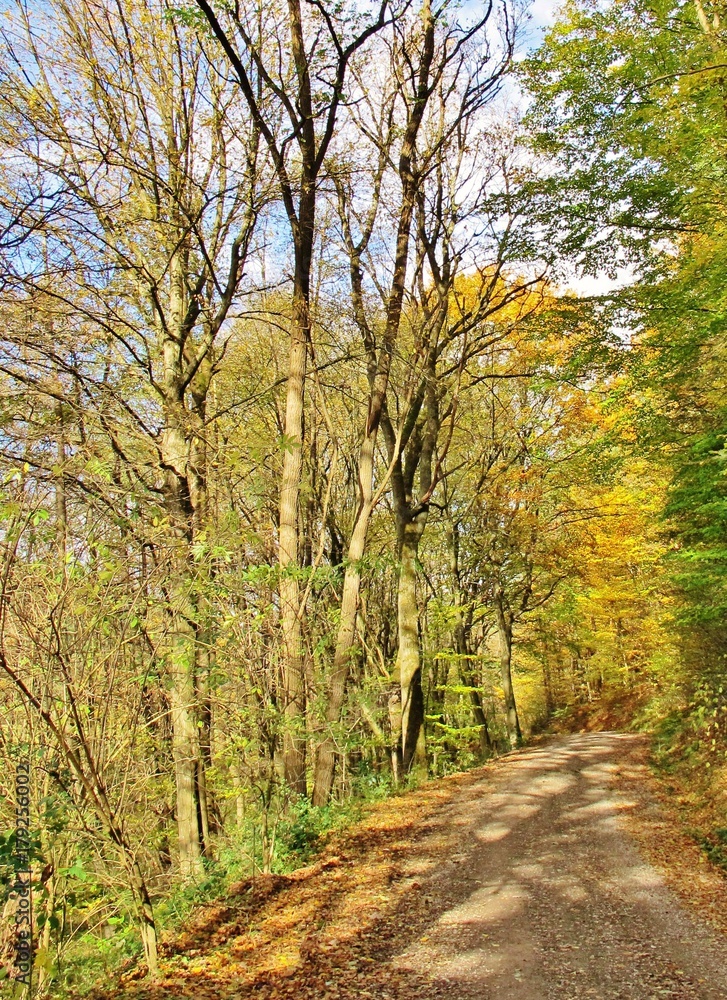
top-left (116, 734), bottom-right (727, 1000)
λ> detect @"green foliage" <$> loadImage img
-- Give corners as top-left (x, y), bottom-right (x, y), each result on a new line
top-left (277, 799), bottom-right (339, 865)
top-left (526, 0), bottom-right (727, 748)
top-left (426, 716), bottom-right (482, 775)
top-left (53, 921), bottom-right (142, 996)
top-left (0, 829), bottom-right (39, 898)
top-left (523, 0), bottom-right (717, 277)
top-left (666, 424), bottom-right (727, 630)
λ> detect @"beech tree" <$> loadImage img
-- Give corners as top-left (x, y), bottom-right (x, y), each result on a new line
top-left (310, 0), bottom-right (520, 802)
top-left (378, 156), bottom-right (550, 769)
top-left (193, 0), bottom-right (393, 795)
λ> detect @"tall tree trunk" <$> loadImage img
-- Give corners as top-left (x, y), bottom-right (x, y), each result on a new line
top-left (191, 374), bottom-right (214, 852)
top-left (495, 595), bottom-right (521, 748)
top-left (128, 859), bottom-right (159, 978)
top-left (195, 0), bottom-right (399, 800)
top-left (541, 640), bottom-right (556, 716)
top-left (279, 277), bottom-right (309, 796)
top-left (167, 562), bottom-right (203, 878)
top-left (272, 0), bottom-right (326, 797)
top-left (311, 430), bottom-right (375, 804)
top-left (161, 475), bottom-right (203, 878)
top-left (195, 645), bottom-right (213, 854)
top-left (310, 2), bottom-right (439, 805)
top-left (454, 626), bottom-right (491, 756)
top-left (471, 685), bottom-right (492, 756)
top-left (161, 262), bottom-right (204, 877)
top-left (448, 522), bottom-right (490, 755)
top-left (383, 387), bottom-right (438, 780)
top-left (388, 689), bottom-right (403, 784)
top-left (398, 513), bottom-right (428, 774)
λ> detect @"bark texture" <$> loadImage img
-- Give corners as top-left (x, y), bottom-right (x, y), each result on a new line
top-left (398, 514), bottom-right (428, 773)
top-left (311, 1), bottom-right (438, 804)
top-left (495, 592), bottom-right (522, 748)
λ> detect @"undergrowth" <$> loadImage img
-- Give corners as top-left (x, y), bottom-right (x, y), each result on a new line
top-left (37, 766), bottom-right (423, 996)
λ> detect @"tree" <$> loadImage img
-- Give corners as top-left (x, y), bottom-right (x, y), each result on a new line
top-left (380, 271), bottom-right (551, 767)
top-left (525, 0), bottom-right (727, 730)
top-left (311, 0), bottom-right (517, 802)
top-left (194, 0), bottom-right (393, 795)
top-left (0, 466), bottom-right (162, 973)
top-left (0, 0), bottom-right (263, 877)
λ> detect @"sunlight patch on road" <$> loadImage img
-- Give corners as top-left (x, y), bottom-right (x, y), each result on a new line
top-left (530, 772), bottom-right (579, 795)
top-left (511, 862), bottom-right (545, 878)
top-left (559, 882), bottom-right (589, 903)
top-left (439, 882), bottom-right (529, 927)
top-left (617, 864), bottom-right (664, 891)
top-left (475, 821), bottom-right (513, 842)
top-left (565, 799), bottom-right (617, 821)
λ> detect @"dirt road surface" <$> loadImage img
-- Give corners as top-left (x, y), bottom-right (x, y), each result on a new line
top-left (114, 733), bottom-right (727, 1000)
top-left (390, 732), bottom-right (727, 999)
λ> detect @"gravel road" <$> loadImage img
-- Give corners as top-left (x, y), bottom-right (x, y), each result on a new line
top-left (391, 732), bottom-right (727, 1000)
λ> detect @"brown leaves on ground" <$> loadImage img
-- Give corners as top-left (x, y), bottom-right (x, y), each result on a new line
top-left (88, 736), bottom-right (726, 1000)
top-left (615, 739), bottom-right (727, 938)
top-left (92, 764), bottom-right (496, 1000)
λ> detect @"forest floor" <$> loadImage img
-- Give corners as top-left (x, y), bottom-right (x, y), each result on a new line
top-left (103, 733), bottom-right (727, 1000)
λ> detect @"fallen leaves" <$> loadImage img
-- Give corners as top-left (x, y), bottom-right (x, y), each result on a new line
top-left (82, 738), bottom-right (727, 1000)
top-left (84, 764), bottom-right (492, 1000)
top-left (615, 739), bottom-right (727, 937)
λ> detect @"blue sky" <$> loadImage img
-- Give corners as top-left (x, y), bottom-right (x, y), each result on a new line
top-left (456, 0), bottom-right (563, 50)
top-left (527, 0), bottom-right (562, 34)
